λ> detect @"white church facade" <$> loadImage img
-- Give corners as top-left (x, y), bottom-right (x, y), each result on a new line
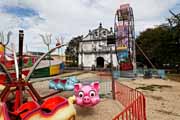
top-left (78, 23), bottom-right (118, 68)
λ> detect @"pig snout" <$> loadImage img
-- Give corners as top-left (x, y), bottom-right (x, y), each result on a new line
top-left (83, 96), bottom-right (91, 104)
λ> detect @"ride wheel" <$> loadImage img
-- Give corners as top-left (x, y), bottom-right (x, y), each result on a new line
top-left (0, 42), bottom-right (66, 120)
top-left (114, 4), bottom-right (136, 71)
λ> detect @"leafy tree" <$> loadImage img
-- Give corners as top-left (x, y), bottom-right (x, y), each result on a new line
top-left (65, 36), bottom-right (83, 66)
top-left (136, 12), bottom-right (180, 71)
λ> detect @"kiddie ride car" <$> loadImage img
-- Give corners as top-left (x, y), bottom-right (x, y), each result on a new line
top-left (74, 81), bottom-right (100, 107)
top-left (49, 76), bottom-right (79, 91)
top-left (0, 30), bottom-right (76, 120)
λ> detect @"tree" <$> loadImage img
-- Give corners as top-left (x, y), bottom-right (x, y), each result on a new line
top-left (168, 10), bottom-right (180, 26)
top-left (136, 13), bottom-right (180, 70)
top-left (65, 36), bottom-right (83, 66)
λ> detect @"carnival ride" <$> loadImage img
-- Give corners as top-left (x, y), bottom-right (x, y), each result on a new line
top-left (114, 4), bottom-right (136, 71)
top-left (74, 81), bottom-right (100, 107)
top-left (0, 43), bottom-right (37, 81)
top-left (0, 31), bottom-right (65, 82)
top-left (0, 44), bottom-right (36, 69)
top-left (0, 44), bottom-right (65, 82)
top-left (0, 30), bottom-right (76, 120)
top-left (49, 76), bottom-right (79, 91)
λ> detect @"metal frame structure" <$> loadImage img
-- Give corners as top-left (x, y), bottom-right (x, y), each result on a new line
top-left (0, 30), bottom-right (67, 113)
top-left (114, 4), bottom-right (136, 73)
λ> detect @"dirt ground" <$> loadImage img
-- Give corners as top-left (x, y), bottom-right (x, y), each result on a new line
top-left (75, 99), bottom-right (122, 120)
top-left (119, 78), bottom-right (180, 120)
top-left (2, 71), bottom-right (180, 120)
top-left (75, 72), bottom-right (123, 120)
top-left (76, 73), bottom-right (180, 120)
top-left (32, 72), bottom-right (123, 120)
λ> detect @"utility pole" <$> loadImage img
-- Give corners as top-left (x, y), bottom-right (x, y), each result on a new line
top-left (39, 33), bottom-right (52, 66)
top-left (110, 46), bottom-right (115, 100)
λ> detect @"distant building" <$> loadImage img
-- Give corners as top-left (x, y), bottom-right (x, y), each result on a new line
top-left (78, 23), bottom-right (118, 68)
top-left (26, 51), bottom-right (44, 57)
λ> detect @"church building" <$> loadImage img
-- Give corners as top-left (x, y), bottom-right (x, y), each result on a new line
top-left (78, 23), bottom-right (118, 68)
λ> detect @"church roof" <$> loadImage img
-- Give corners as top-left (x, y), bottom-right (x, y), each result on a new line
top-left (83, 23), bottom-right (113, 41)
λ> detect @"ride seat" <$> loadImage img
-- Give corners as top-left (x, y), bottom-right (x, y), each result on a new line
top-left (41, 96), bottom-right (68, 113)
top-left (13, 101), bottom-right (40, 119)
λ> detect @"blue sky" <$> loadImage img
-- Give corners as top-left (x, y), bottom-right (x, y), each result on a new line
top-left (0, 0), bottom-right (179, 53)
top-left (2, 6), bottom-right (39, 18)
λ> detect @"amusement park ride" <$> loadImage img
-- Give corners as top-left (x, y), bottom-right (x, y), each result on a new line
top-left (0, 3), bottom-right (136, 120)
top-left (0, 30), bottom-right (100, 120)
top-left (0, 30), bottom-right (77, 120)
top-left (114, 4), bottom-right (136, 72)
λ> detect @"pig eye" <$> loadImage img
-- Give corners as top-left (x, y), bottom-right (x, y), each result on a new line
top-left (90, 91), bottom-right (96, 97)
top-left (78, 91), bottom-right (84, 98)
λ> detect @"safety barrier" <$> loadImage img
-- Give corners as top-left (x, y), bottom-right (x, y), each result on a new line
top-left (113, 81), bottom-right (146, 120)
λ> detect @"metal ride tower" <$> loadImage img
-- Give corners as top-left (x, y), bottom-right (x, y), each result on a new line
top-left (114, 4), bottom-right (136, 73)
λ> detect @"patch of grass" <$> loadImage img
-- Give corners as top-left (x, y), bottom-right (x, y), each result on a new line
top-left (136, 85), bottom-right (172, 91)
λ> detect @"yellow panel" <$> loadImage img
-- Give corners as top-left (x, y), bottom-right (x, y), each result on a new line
top-left (50, 65), bottom-right (60, 76)
top-left (0, 44), bottom-right (4, 52)
top-left (117, 46), bottom-right (127, 51)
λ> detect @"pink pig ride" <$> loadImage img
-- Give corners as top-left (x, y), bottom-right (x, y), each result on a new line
top-left (74, 81), bottom-right (100, 107)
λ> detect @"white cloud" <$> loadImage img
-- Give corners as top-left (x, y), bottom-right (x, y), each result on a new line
top-left (0, 0), bottom-right (179, 52)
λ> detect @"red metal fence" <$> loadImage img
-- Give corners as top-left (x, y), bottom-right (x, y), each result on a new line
top-left (113, 81), bottom-right (146, 120)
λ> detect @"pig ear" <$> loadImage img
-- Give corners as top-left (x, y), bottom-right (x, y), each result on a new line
top-left (91, 82), bottom-right (100, 91)
top-left (74, 83), bottom-right (82, 93)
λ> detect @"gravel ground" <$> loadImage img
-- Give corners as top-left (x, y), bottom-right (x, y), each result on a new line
top-left (2, 71), bottom-right (180, 120)
top-left (75, 98), bottom-right (122, 120)
top-left (119, 78), bottom-right (180, 120)
top-left (31, 72), bottom-right (123, 120)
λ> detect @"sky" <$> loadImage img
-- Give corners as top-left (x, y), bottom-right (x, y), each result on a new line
top-left (0, 0), bottom-right (179, 53)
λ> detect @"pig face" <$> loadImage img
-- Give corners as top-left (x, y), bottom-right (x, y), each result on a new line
top-left (74, 82), bottom-right (100, 107)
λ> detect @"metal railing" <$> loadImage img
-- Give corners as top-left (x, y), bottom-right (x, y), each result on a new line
top-left (113, 81), bottom-right (146, 120)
